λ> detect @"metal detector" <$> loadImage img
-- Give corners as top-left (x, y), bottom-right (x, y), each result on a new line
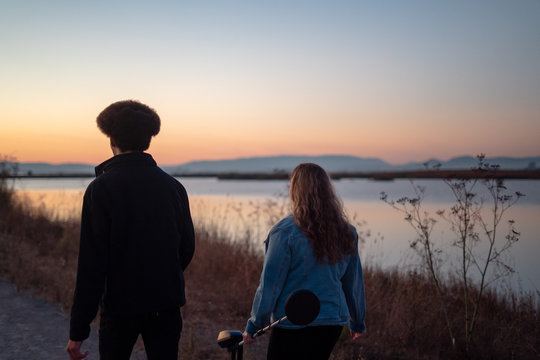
top-left (217, 289), bottom-right (320, 360)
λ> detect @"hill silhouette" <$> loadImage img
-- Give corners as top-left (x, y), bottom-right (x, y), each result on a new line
top-left (8, 155), bottom-right (540, 176)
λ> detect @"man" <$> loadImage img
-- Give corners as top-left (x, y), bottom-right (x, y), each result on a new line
top-left (66, 100), bottom-right (195, 360)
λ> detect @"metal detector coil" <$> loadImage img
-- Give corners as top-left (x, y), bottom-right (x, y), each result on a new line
top-left (217, 289), bottom-right (320, 360)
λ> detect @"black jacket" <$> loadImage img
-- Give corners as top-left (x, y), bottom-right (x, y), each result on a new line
top-left (69, 152), bottom-right (195, 341)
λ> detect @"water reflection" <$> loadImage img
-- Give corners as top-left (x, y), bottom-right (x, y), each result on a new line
top-left (13, 178), bottom-right (540, 293)
top-left (15, 189), bottom-right (85, 220)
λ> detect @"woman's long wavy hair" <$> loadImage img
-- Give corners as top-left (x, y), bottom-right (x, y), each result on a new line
top-left (289, 163), bottom-right (356, 264)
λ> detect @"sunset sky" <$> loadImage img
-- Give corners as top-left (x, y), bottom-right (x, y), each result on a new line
top-left (1, 0), bottom-right (539, 166)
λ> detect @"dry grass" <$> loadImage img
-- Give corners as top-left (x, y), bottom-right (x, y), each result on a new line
top-left (179, 226), bottom-right (267, 359)
top-left (333, 266), bottom-right (540, 359)
top-left (0, 190), bottom-right (80, 307)
top-left (1, 180), bottom-right (539, 359)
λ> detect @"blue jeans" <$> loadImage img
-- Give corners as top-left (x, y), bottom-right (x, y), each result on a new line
top-left (99, 308), bottom-right (182, 360)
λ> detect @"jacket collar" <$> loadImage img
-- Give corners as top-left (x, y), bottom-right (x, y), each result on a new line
top-left (95, 152), bottom-right (156, 177)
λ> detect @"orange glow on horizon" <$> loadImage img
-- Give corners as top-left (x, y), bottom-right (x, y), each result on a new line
top-left (3, 112), bottom-right (540, 166)
top-left (2, 93), bottom-right (539, 166)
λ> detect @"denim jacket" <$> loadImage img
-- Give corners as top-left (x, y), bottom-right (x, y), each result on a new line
top-left (245, 215), bottom-right (366, 335)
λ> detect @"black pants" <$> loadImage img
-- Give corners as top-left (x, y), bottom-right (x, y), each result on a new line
top-left (99, 308), bottom-right (182, 360)
top-left (267, 325), bottom-right (343, 360)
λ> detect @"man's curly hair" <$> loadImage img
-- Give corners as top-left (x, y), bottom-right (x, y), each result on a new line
top-left (97, 100), bottom-right (161, 152)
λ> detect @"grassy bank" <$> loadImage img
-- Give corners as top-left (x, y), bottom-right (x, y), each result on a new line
top-left (1, 180), bottom-right (539, 359)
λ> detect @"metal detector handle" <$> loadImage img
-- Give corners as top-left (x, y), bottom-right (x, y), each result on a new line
top-left (255, 315), bottom-right (287, 337)
top-left (238, 315), bottom-right (287, 346)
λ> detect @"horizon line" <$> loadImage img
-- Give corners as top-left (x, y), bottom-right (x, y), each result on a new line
top-left (9, 153), bottom-right (540, 167)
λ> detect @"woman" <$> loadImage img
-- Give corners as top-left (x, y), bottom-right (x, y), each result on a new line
top-left (243, 163), bottom-right (366, 359)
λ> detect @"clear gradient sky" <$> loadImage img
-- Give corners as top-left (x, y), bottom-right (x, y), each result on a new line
top-left (1, 0), bottom-right (539, 165)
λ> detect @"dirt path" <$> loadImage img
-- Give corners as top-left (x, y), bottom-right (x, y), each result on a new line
top-left (0, 277), bottom-right (146, 360)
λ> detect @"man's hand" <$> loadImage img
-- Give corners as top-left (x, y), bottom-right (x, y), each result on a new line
top-left (66, 340), bottom-right (88, 360)
top-left (242, 331), bottom-right (256, 345)
top-left (350, 330), bottom-right (364, 340)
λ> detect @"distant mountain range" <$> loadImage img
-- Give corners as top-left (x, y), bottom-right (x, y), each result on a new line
top-left (8, 155), bottom-right (540, 176)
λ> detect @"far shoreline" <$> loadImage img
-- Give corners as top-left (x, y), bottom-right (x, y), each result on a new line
top-left (8, 168), bottom-right (540, 180)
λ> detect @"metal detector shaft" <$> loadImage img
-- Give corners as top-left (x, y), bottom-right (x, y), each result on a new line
top-left (238, 316), bottom-right (287, 346)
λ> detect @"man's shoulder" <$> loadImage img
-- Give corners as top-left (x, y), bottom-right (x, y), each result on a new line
top-left (156, 168), bottom-right (187, 189)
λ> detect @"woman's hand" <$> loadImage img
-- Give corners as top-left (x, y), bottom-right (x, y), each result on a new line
top-left (242, 331), bottom-right (256, 345)
top-left (350, 330), bottom-right (364, 340)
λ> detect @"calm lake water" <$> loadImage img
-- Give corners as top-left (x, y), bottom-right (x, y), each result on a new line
top-left (12, 177), bottom-right (540, 294)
